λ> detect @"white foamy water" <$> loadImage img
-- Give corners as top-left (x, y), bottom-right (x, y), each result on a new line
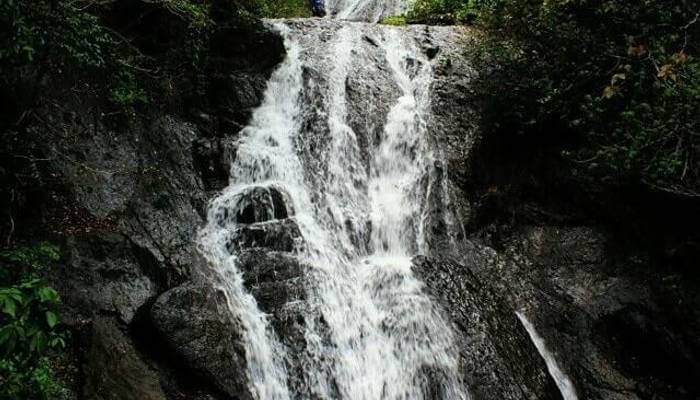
top-left (329, 0), bottom-right (408, 22)
top-left (197, 3), bottom-right (468, 399)
top-left (516, 311), bottom-right (579, 400)
top-left (197, 23), bottom-right (304, 400)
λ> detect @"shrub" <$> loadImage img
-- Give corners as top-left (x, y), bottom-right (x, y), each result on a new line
top-left (253, 0), bottom-right (312, 18)
top-left (473, 0), bottom-right (700, 195)
top-left (110, 71), bottom-right (149, 109)
top-left (407, 0), bottom-right (494, 23)
top-left (0, 0), bottom-right (112, 69)
top-left (0, 242), bottom-right (67, 400)
top-left (380, 15), bottom-right (408, 25)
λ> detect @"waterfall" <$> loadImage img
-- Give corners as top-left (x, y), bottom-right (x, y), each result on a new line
top-left (198, 2), bottom-right (468, 399)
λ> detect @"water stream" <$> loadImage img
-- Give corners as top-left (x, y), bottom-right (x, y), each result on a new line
top-left (516, 312), bottom-right (579, 400)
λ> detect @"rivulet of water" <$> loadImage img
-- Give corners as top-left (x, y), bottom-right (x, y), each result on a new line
top-left (197, 2), bottom-right (470, 398)
top-left (516, 312), bottom-right (579, 400)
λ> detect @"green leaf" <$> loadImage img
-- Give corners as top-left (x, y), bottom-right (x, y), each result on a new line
top-left (29, 331), bottom-right (47, 354)
top-left (45, 311), bottom-right (58, 328)
top-left (37, 287), bottom-right (59, 303)
top-left (3, 299), bottom-right (16, 318)
top-left (0, 326), bottom-right (14, 345)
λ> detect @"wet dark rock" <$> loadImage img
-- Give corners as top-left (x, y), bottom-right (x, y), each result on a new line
top-left (193, 137), bottom-right (230, 191)
top-left (460, 225), bottom-right (700, 400)
top-left (417, 26), bottom-right (480, 254)
top-left (208, 23), bottom-right (285, 72)
top-left (237, 250), bottom-right (307, 313)
top-left (362, 34), bottom-right (379, 47)
top-left (227, 218), bottom-right (303, 253)
top-left (218, 186), bottom-right (293, 226)
top-left (209, 71), bottom-right (272, 134)
top-left (345, 37), bottom-right (401, 168)
top-left (83, 317), bottom-right (166, 400)
top-left (151, 282), bottom-right (253, 400)
top-left (5, 7), bottom-right (287, 399)
top-left (269, 188), bottom-right (289, 219)
top-left (235, 249), bottom-right (322, 396)
top-left (412, 256), bottom-right (563, 400)
top-left (595, 305), bottom-right (700, 396)
top-left (425, 46), bottom-right (440, 60)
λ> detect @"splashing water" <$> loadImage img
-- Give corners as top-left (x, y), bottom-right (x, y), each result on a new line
top-left (328, 0), bottom-right (408, 22)
top-left (198, 4), bottom-right (469, 399)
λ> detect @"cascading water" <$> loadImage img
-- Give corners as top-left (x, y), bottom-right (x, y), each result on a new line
top-left (198, 2), bottom-right (469, 399)
top-left (328, 0), bottom-right (408, 22)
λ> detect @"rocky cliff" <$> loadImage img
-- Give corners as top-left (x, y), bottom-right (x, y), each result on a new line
top-left (2, 2), bottom-right (699, 399)
top-left (2, 3), bottom-right (284, 398)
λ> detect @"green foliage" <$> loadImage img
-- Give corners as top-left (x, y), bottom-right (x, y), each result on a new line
top-left (251, 0), bottom-right (312, 18)
top-left (109, 71), bottom-right (148, 109)
top-left (407, 0), bottom-right (494, 23)
top-left (380, 15), bottom-right (408, 26)
top-left (474, 0), bottom-right (700, 194)
top-left (166, 0), bottom-right (212, 28)
top-left (0, 242), bottom-right (59, 279)
top-left (0, 357), bottom-right (65, 400)
top-left (0, 242), bottom-right (67, 400)
top-left (0, 0), bottom-right (40, 64)
top-left (0, 278), bottom-right (64, 357)
top-left (0, 0), bottom-right (112, 68)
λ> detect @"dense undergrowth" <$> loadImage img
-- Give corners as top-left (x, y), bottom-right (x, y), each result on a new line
top-left (404, 0), bottom-right (700, 198)
top-left (476, 0), bottom-right (700, 197)
top-left (0, 242), bottom-right (66, 399)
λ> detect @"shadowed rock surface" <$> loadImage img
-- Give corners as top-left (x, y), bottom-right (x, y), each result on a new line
top-left (151, 281), bottom-right (253, 399)
top-left (83, 317), bottom-right (167, 400)
top-left (413, 256), bottom-right (563, 400)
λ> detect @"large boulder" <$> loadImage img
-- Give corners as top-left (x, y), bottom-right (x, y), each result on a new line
top-left (227, 219), bottom-right (303, 253)
top-left (51, 233), bottom-right (161, 324)
top-left (214, 185), bottom-right (294, 227)
top-left (237, 250), bottom-right (307, 314)
top-left (83, 317), bottom-right (166, 400)
top-left (150, 282), bottom-right (253, 400)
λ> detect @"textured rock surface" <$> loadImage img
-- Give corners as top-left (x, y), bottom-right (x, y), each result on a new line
top-left (151, 281), bottom-right (253, 399)
top-left (50, 233), bottom-right (160, 324)
top-left (413, 256), bottom-right (563, 400)
top-left (10, 4), bottom-right (699, 398)
top-left (446, 224), bottom-right (700, 400)
top-left (83, 317), bottom-right (167, 400)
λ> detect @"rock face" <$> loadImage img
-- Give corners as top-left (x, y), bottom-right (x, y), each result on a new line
top-left (412, 220), bottom-right (700, 400)
top-left (51, 233), bottom-right (160, 324)
top-left (151, 281), bottom-right (252, 400)
top-left (412, 256), bottom-right (563, 400)
top-left (11, 3), bottom-right (699, 398)
top-left (26, 12), bottom-right (288, 399)
top-left (470, 226), bottom-right (700, 400)
top-left (148, 176), bottom-right (314, 398)
top-left (83, 317), bottom-right (166, 400)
